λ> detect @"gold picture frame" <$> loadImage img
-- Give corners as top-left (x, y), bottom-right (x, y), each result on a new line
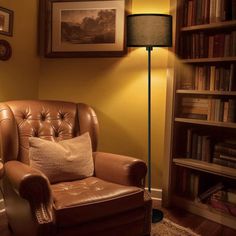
top-left (0, 7), bottom-right (13, 36)
top-left (39, 0), bottom-right (131, 57)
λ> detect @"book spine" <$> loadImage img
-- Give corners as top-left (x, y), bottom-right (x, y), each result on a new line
top-left (186, 128), bottom-right (193, 158)
top-left (212, 157), bottom-right (236, 168)
top-left (213, 153), bottom-right (236, 162)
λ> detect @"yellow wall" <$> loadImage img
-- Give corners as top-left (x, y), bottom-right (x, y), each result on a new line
top-left (0, 0), bottom-right (170, 189)
top-left (39, 0), bottom-right (171, 189)
top-left (0, 0), bottom-right (39, 100)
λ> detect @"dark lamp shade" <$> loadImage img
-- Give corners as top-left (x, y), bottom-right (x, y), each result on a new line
top-left (127, 14), bottom-right (172, 47)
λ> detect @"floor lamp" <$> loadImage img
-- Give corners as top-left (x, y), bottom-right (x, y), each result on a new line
top-left (126, 14), bottom-right (172, 223)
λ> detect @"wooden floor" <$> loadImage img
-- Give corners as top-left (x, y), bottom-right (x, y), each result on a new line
top-left (1, 206), bottom-right (236, 236)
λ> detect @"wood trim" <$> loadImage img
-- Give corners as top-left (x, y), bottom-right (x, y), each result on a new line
top-left (181, 20), bottom-right (236, 32)
top-left (176, 90), bottom-right (236, 96)
top-left (175, 118), bottom-right (236, 129)
top-left (173, 158), bottom-right (236, 179)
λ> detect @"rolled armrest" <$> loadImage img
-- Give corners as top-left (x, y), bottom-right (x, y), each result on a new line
top-left (4, 161), bottom-right (53, 224)
top-left (4, 161), bottom-right (51, 201)
top-left (93, 152), bottom-right (147, 187)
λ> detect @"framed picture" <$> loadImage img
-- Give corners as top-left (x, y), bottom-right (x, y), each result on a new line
top-left (0, 7), bottom-right (13, 36)
top-left (39, 0), bottom-right (131, 57)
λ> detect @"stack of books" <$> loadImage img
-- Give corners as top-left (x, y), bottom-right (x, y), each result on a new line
top-left (213, 140), bottom-right (236, 168)
top-left (181, 97), bottom-right (236, 122)
top-left (181, 97), bottom-right (209, 120)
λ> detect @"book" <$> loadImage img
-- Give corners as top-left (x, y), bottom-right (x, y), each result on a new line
top-left (227, 189), bottom-right (236, 205)
top-left (213, 153), bottom-right (236, 162)
top-left (192, 133), bottom-right (198, 159)
top-left (197, 182), bottom-right (224, 201)
top-left (186, 128), bottom-right (193, 158)
top-left (182, 113), bottom-right (208, 120)
top-left (232, 0), bottom-right (236, 20)
top-left (210, 197), bottom-right (236, 216)
top-left (228, 99), bottom-right (236, 122)
top-left (201, 135), bottom-right (211, 162)
top-left (215, 0), bottom-right (222, 22)
top-left (214, 142), bottom-right (236, 156)
top-left (210, 0), bottom-right (217, 23)
top-left (229, 64), bottom-right (235, 91)
top-left (212, 157), bottom-right (236, 168)
top-left (211, 189), bottom-right (236, 205)
top-left (197, 135), bottom-right (203, 160)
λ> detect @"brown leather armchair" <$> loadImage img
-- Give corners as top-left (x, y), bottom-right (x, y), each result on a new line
top-left (0, 100), bottom-right (152, 236)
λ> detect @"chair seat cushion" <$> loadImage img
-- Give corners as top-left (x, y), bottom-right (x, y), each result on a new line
top-left (51, 177), bottom-right (144, 227)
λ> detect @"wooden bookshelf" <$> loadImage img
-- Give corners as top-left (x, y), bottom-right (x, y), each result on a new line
top-left (176, 90), bottom-right (236, 96)
top-left (181, 57), bottom-right (236, 63)
top-left (181, 20), bottom-right (236, 32)
top-left (163, 0), bottom-right (236, 229)
top-left (175, 118), bottom-right (236, 128)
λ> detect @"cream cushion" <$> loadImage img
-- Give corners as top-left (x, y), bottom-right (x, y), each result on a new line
top-left (29, 132), bottom-right (94, 183)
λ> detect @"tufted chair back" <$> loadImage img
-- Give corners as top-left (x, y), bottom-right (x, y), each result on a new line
top-left (0, 100), bottom-right (99, 164)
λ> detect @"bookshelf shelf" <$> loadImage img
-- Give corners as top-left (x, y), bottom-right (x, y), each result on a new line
top-left (176, 90), bottom-right (236, 96)
top-left (164, 0), bottom-right (236, 229)
top-left (181, 20), bottom-right (236, 32)
top-left (181, 57), bottom-right (236, 64)
top-left (173, 158), bottom-right (236, 179)
top-left (172, 195), bottom-right (236, 230)
top-left (175, 118), bottom-right (236, 128)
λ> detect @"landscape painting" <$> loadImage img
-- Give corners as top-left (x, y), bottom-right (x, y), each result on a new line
top-left (45, 0), bottom-right (128, 57)
top-left (61, 9), bottom-right (116, 44)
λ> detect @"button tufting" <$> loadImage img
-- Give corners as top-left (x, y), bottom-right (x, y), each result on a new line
top-left (34, 131), bottom-right (38, 137)
top-left (59, 113), bottom-right (65, 120)
top-left (54, 131), bottom-right (59, 137)
top-left (41, 114), bottom-right (46, 121)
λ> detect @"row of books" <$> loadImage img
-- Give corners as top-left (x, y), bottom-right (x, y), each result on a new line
top-left (175, 167), bottom-right (236, 216)
top-left (183, 0), bottom-right (236, 27)
top-left (180, 31), bottom-right (236, 59)
top-left (180, 97), bottom-right (236, 122)
top-left (186, 128), bottom-right (211, 162)
top-left (212, 140), bottom-right (236, 168)
top-left (179, 64), bottom-right (235, 91)
top-left (175, 168), bottom-right (200, 199)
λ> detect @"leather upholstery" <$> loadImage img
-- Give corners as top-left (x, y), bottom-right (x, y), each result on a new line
top-left (0, 100), bottom-right (152, 236)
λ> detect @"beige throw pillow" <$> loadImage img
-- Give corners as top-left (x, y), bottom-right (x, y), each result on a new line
top-left (29, 132), bottom-right (94, 183)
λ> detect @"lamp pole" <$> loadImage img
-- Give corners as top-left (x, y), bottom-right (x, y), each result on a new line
top-left (147, 46), bottom-right (152, 193)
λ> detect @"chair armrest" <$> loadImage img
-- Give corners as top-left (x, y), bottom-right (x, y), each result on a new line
top-left (4, 161), bottom-right (53, 224)
top-left (93, 152), bottom-right (147, 187)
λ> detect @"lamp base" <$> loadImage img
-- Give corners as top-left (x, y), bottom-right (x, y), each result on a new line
top-left (152, 209), bottom-right (163, 223)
